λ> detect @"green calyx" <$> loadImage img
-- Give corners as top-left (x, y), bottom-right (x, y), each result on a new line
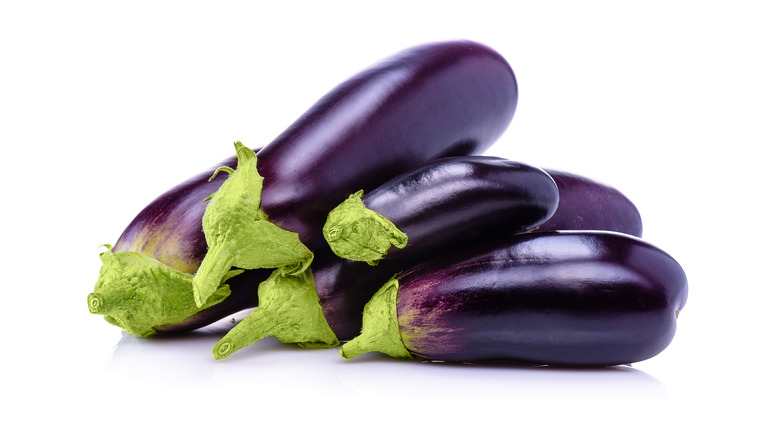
top-left (193, 141), bottom-right (314, 307)
top-left (339, 277), bottom-right (412, 360)
top-left (88, 244), bottom-right (242, 337)
top-left (212, 267), bottom-right (339, 360)
top-left (323, 190), bottom-right (408, 266)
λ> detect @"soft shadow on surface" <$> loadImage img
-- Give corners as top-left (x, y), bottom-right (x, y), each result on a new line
top-left (106, 322), bottom-right (667, 403)
top-left (335, 352), bottom-right (668, 402)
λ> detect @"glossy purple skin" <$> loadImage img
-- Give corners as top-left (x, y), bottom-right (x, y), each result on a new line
top-left (394, 231), bottom-right (688, 366)
top-left (115, 40), bottom-right (517, 267)
top-left (314, 254), bottom-right (401, 340)
top-left (536, 170), bottom-right (643, 237)
top-left (111, 40), bottom-right (517, 332)
top-left (363, 156), bottom-right (559, 260)
top-left (315, 156), bottom-right (559, 339)
top-left (257, 40), bottom-right (518, 249)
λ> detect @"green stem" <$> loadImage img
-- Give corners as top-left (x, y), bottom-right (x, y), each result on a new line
top-left (212, 306), bottom-right (279, 360)
top-left (89, 247), bottom-right (233, 337)
top-left (234, 219), bottom-right (314, 274)
top-left (323, 190), bottom-right (408, 265)
top-left (339, 277), bottom-right (412, 360)
top-left (194, 141), bottom-right (313, 306)
top-left (192, 239), bottom-right (237, 308)
top-left (212, 267), bottom-right (338, 360)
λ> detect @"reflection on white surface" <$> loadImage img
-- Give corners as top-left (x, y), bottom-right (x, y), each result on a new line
top-left (87, 324), bottom-right (677, 435)
top-left (103, 318), bottom-right (668, 404)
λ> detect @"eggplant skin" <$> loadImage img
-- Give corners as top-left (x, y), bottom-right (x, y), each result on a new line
top-left (258, 40), bottom-right (518, 249)
top-left (537, 170), bottom-right (643, 237)
top-left (114, 39), bottom-right (518, 271)
top-left (395, 231), bottom-right (688, 366)
top-left (315, 156), bottom-right (559, 340)
top-left (361, 156), bottom-right (560, 260)
top-left (110, 40), bottom-right (516, 333)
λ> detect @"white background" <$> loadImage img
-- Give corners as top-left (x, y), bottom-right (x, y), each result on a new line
top-left (2, 1), bottom-right (778, 436)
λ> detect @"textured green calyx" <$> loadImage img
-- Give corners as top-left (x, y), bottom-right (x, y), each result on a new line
top-left (339, 277), bottom-right (412, 360)
top-left (212, 267), bottom-right (339, 360)
top-left (323, 190), bottom-right (408, 265)
top-left (193, 141), bottom-right (314, 307)
top-left (88, 244), bottom-right (240, 337)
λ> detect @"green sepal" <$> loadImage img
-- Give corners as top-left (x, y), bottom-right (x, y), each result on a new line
top-left (88, 245), bottom-right (238, 337)
top-left (193, 141), bottom-right (313, 307)
top-left (323, 190), bottom-right (408, 265)
top-left (212, 267), bottom-right (339, 360)
top-left (339, 277), bottom-right (412, 360)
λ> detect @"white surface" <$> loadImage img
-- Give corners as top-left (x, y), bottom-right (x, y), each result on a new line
top-left (2, 1), bottom-right (778, 436)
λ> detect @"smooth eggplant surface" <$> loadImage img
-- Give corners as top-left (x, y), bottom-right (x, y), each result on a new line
top-left (536, 169), bottom-right (643, 237)
top-left (357, 156), bottom-right (559, 260)
top-left (316, 156), bottom-right (559, 339)
top-left (114, 40), bottom-right (518, 271)
top-left (393, 231), bottom-right (688, 366)
top-left (314, 254), bottom-right (401, 340)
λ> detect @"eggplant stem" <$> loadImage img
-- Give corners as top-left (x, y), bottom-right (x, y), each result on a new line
top-left (90, 247), bottom-right (231, 337)
top-left (208, 166), bottom-right (235, 182)
top-left (193, 240), bottom-right (237, 308)
top-left (195, 141), bottom-right (313, 306)
top-left (87, 293), bottom-right (104, 314)
top-left (323, 190), bottom-right (407, 265)
top-left (212, 267), bottom-right (338, 360)
top-left (339, 277), bottom-right (412, 360)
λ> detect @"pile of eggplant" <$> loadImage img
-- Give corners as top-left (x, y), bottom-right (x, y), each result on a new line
top-left (88, 40), bottom-right (687, 367)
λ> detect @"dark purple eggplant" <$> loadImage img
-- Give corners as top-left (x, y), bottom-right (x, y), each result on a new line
top-left (340, 231), bottom-right (688, 367)
top-left (315, 156), bottom-right (559, 340)
top-left (210, 156), bottom-right (559, 358)
top-left (323, 155), bottom-right (560, 264)
top-left (536, 169), bottom-right (643, 237)
top-left (99, 40), bottom-right (518, 335)
top-left (114, 39), bottom-right (518, 267)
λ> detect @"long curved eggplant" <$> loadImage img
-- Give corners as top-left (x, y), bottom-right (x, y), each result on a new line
top-left (315, 156), bottom-right (559, 340)
top-left (114, 39), bottom-right (518, 269)
top-left (340, 231), bottom-right (688, 367)
top-left (536, 169), bottom-right (642, 237)
top-left (97, 40), bottom-right (518, 335)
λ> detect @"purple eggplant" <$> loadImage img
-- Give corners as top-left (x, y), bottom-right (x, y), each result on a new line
top-left (536, 169), bottom-right (643, 237)
top-left (315, 156), bottom-right (560, 340)
top-left (98, 40), bottom-right (518, 335)
top-left (114, 39), bottom-right (518, 267)
top-left (210, 156), bottom-right (559, 358)
top-left (340, 231), bottom-right (688, 367)
top-left (323, 155), bottom-right (560, 264)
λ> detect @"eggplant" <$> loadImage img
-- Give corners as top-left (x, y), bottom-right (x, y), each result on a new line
top-left (315, 156), bottom-right (560, 340)
top-left (97, 40), bottom-right (518, 335)
top-left (211, 156), bottom-right (559, 357)
top-left (114, 39), bottom-right (518, 267)
top-left (536, 169), bottom-right (643, 237)
top-left (323, 155), bottom-right (560, 264)
top-left (340, 231), bottom-right (688, 367)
